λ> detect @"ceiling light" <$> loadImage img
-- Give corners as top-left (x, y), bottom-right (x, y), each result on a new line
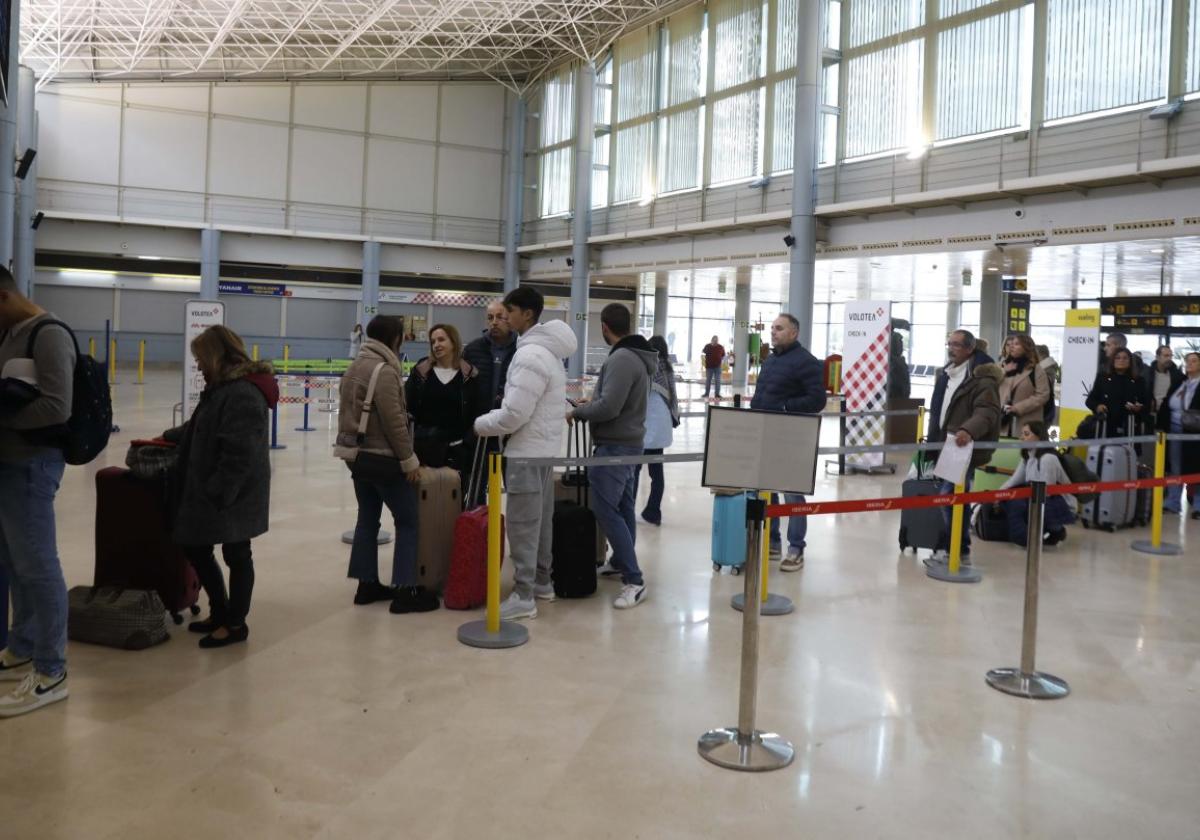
top-left (136, 255), bottom-right (162, 261)
top-left (986, 266), bottom-right (999, 271)
top-left (1151, 249), bottom-right (1164, 254)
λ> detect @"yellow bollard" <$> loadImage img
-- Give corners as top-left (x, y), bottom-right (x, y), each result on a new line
top-left (486, 452), bottom-right (503, 634)
top-left (252, 344), bottom-right (259, 362)
top-left (916, 406), bottom-right (926, 443)
top-left (948, 483), bottom-right (965, 574)
top-left (1150, 432), bottom-right (1166, 548)
top-left (109, 339), bottom-right (117, 384)
top-left (136, 340), bottom-right (145, 385)
top-left (283, 344), bottom-right (290, 373)
top-left (760, 491), bottom-right (771, 604)
top-left (88, 337), bottom-right (96, 358)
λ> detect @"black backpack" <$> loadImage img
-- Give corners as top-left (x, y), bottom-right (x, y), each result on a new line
top-left (25, 319), bottom-right (113, 465)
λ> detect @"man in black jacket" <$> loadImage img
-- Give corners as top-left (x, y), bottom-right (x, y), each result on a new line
top-left (1143, 345), bottom-right (1184, 414)
top-left (463, 301), bottom-right (517, 416)
top-left (750, 314), bottom-right (826, 572)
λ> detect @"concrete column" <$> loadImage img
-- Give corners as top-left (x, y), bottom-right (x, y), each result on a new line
top-left (568, 63), bottom-right (595, 379)
top-left (979, 275), bottom-right (1004, 359)
top-left (503, 95), bottom-right (526, 293)
top-left (732, 269), bottom-right (752, 395)
top-left (199, 228), bottom-right (220, 299)
top-left (362, 240), bottom-right (381, 328)
top-left (787, 0), bottom-right (822, 347)
top-left (652, 278), bottom-right (669, 338)
top-left (14, 66), bottom-right (36, 298)
top-left (0, 0), bottom-right (22, 272)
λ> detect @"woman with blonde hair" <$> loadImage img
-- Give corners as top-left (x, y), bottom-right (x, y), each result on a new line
top-left (405, 323), bottom-right (482, 477)
top-left (164, 325), bottom-right (278, 648)
top-left (998, 333), bottom-right (1050, 437)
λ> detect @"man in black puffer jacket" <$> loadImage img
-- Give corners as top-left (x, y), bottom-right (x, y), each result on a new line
top-left (750, 314), bottom-right (826, 572)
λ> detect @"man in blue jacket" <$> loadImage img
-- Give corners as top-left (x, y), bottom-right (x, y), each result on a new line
top-left (750, 314), bottom-right (826, 571)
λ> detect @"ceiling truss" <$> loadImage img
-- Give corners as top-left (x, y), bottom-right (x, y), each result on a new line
top-left (21, 0), bottom-right (675, 92)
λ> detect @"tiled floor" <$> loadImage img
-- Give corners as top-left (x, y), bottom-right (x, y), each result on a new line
top-left (2, 368), bottom-right (1197, 839)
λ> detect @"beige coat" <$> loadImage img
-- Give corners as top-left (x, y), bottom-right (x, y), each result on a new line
top-left (998, 361), bottom-right (1051, 437)
top-left (334, 339), bottom-right (419, 472)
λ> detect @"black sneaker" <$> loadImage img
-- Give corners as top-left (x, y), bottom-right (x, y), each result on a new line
top-left (354, 580), bottom-right (396, 606)
top-left (390, 586), bottom-right (440, 614)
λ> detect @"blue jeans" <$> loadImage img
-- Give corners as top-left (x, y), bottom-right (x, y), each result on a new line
top-left (589, 445), bottom-right (643, 586)
top-left (768, 493), bottom-right (807, 552)
top-left (703, 367), bottom-right (721, 397)
top-left (350, 475), bottom-right (418, 587)
top-left (1165, 428), bottom-right (1199, 513)
top-left (635, 448), bottom-right (664, 523)
top-left (0, 456), bottom-right (68, 677)
top-left (1002, 496), bottom-right (1076, 546)
top-left (936, 476), bottom-right (972, 555)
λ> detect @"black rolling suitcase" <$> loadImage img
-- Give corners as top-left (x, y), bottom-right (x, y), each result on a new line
top-left (551, 422), bottom-right (599, 598)
top-left (972, 503), bottom-right (1010, 542)
top-left (899, 477), bottom-right (947, 552)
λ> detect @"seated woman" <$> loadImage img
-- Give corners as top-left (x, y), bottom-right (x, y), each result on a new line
top-left (996, 421), bottom-right (1076, 547)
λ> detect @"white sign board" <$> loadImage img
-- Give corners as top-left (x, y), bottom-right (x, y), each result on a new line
top-left (841, 300), bottom-right (892, 468)
top-left (1059, 308), bottom-right (1100, 439)
top-left (182, 300), bottom-right (225, 421)
top-left (702, 407), bottom-right (821, 495)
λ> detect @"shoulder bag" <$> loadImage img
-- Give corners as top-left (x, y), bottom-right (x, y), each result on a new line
top-left (349, 363), bottom-right (404, 483)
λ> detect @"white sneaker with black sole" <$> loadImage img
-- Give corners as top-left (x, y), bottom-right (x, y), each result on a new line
top-left (533, 582), bottom-right (557, 601)
top-left (0, 650), bottom-right (33, 682)
top-left (499, 592), bottom-right (537, 621)
top-left (780, 549), bottom-right (804, 572)
top-left (613, 583), bottom-right (647, 609)
top-left (0, 672), bottom-right (68, 718)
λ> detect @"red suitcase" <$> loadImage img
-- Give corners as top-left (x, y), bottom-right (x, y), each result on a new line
top-left (444, 440), bottom-right (504, 610)
top-left (94, 466), bottom-right (201, 624)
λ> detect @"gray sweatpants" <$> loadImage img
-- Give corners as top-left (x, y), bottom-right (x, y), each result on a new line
top-left (505, 465), bottom-right (554, 600)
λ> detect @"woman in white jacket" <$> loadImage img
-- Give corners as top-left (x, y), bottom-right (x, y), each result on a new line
top-left (473, 288), bottom-right (578, 621)
top-left (997, 421), bottom-right (1076, 547)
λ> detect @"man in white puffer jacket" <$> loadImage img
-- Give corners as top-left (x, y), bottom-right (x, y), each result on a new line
top-left (474, 287), bottom-right (578, 620)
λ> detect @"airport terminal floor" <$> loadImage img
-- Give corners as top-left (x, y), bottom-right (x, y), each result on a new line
top-left (2, 369), bottom-right (1198, 840)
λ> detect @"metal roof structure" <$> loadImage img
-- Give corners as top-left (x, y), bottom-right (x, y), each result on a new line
top-left (21, 0), bottom-right (674, 90)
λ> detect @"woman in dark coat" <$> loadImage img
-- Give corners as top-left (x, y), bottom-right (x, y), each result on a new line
top-left (405, 324), bottom-right (482, 479)
top-left (165, 325), bottom-right (278, 648)
top-left (1158, 351), bottom-right (1200, 519)
top-left (1086, 347), bottom-right (1150, 438)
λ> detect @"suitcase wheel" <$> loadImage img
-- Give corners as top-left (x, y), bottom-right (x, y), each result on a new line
top-left (731, 566), bottom-right (742, 576)
top-left (171, 612), bottom-right (183, 625)
top-left (190, 604), bottom-right (201, 615)
top-left (712, 563), bottom-right (720, 572)
top-left (1104, 525), bottom-right (1115, 533)
top-left (1081, 521), bottom-right (1090, 530)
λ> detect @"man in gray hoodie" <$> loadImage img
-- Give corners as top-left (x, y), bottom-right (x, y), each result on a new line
top-left (569, 304), bottom-right (657, 610)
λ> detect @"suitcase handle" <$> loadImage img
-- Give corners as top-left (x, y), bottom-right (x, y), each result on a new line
top-left (566, 419), bottom-right (589, 506)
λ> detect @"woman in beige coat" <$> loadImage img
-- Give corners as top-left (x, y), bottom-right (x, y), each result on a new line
top-left (335, 315), bottom-right (438, 614)
top-left (998, 333), bottom-right (1051, 438)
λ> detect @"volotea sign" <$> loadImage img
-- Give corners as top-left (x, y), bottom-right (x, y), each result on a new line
top-left (182, 300), bottom-right (226, 421)
top-left (841, 301), bottom-right (892, 469)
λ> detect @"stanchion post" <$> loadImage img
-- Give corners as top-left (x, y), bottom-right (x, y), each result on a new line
top-left (1133, 431), bottom-right (1182, 556)
top-left (916, 406), bottom-right (926, 443)
top-left (108, 337), bottom-right (117, 384)
top-left (136, 340), bottom-right (145, 385)
top-left (731, 491), bottom-right (794, 616)
top-left (458, 451), bottom-right (529, 649)
top-left (926, 480), bottom-right (982, 584)
top-left (986, 481), bottom-right (1070, 699)
top-left (699, 497), bottom-right (795, 772)
top-left (252, 343), bottom-right (260, 362)
top-left (88, 337), bottom-right (96, 358)
top-left (283, 344), bottom-right (290, 373)
top-left (295, 370), bottom-right (317, 432)
top-left (269, 403), bottom-right (287, 450)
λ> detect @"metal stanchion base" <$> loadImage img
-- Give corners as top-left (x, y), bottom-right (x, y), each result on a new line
top-left (730, 592), bottom-right (794, 615)
top-left (457, 620), bottom-right (529, 649)
top-left (925, 560), bottom-right (982, 584)
top-left (341, 530), bottom-right (392, 545)
top-left (294, 426), bottom-right (317, 432)
top-left (985, 668), bottom-right (1070, 699)
top-left (269, 443), bottom-right (287, 450)
top-left (698, 728), bottom-right (795, 772)
top-left (1131, 539), bottom-right (1183, 556)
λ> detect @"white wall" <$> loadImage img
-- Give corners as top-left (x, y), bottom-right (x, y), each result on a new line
top-left (37, 81), bottom-right (511, 247)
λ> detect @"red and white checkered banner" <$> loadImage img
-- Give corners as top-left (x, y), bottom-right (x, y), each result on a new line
top-left (410, 292), bottom-right (501, 308)
top-left (840, 301), bottom-right (891, 469)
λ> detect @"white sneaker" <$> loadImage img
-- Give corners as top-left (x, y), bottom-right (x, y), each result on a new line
top-left (0, 672), bottom-right (68, 718)
top-left (597, 561), bottom-right (621, 578)
top-left (613, 583), bottom-right (647, 609)
top-left (780, 549), bottom-right (804, 572)
top-left (499, 593), bottom-right (537, 621)
top-left (0, 650), bottom-right (33, 682)
top-left (924, 550), bottom-right (949, 567)
top-left (533, 583), bottom-right (557, 601)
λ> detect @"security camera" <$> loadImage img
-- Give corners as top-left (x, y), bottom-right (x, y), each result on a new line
top-left (1014, 209), bottom-right (1025, 219)
top-left (783, 234), bottom-right (796, 248)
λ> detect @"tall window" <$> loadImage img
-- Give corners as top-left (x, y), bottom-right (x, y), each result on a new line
top-left (612, 28), bottom-right (659, 203)
top-left (936, 6), bottom-right (1032, 141)
top-left (1044, 0), bottom-right (1169, 121)
top-left (709, 0), bottom-right (766, 184)
top-left (594, 58), bottom-right (613, 208)
top-left (844, 39), bottom-right (924, 158)
top-left (1190, 0), bottom-right (1200, 94)
top-left (538, 67), bottom-right (574, 217)
top-left (659, 5), bottom-right (706, 193)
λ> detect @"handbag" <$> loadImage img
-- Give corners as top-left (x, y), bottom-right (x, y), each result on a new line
top-left (125, 438), bottom-right (178, 481)
top-left (1074, 414), bottom-right (1098, 440)
top-left (1182, 409), bottom-right (1200, 435)
top-left (67, 586), bottom-right (170, 650)
top-left (348, 363), bottom-right (403, 483)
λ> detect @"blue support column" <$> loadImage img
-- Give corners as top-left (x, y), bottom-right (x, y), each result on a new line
top-left (200, 228), bottom-right (221, 299)
top-left (788, 0), bottom-right (822, 348)
top-left (14, 66), bottom-right (36, 298)
top-left (568, 63), bottom-right (595, 380)
top-left (0, 0), bottom-right (23, 272)
top-left (362, 240), bottom-right (381, 328)
top-left (504, 95), bottom-right (526, 293)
